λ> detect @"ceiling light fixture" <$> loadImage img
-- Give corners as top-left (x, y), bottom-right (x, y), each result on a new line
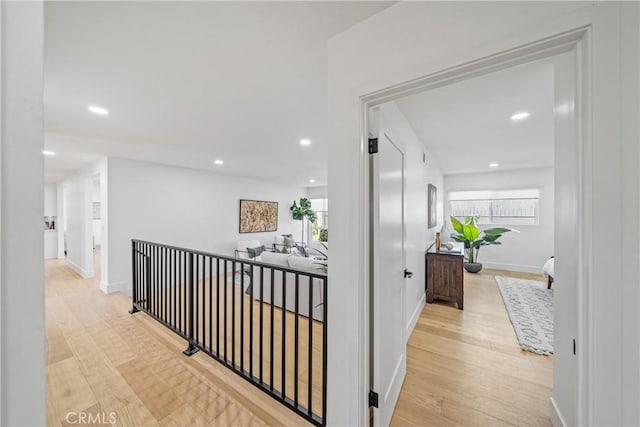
top-left (489, 162), bottom-right (499, 168)
top-left (299, 138), bottom-right (312, 147)
top-left (88, 105), bottom-right (109, 115)
top-left (42, 150), bottom-right (56, 156)
top-left (214, 159), bottom-right (224, 165)
top-left (510, 111), bottom-right (530, 121)
top-left (309, 178), bottom-right (316, 184)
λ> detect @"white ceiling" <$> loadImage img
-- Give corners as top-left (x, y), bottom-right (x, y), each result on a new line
top-left (44, 1), bottom-right (394, 183)
top-left (394, 58), bottom-right (555, 175)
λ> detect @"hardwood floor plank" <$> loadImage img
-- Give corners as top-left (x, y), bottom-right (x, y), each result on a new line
top-left (47, 357), bottom-right (99, 423)
top-left (391, 269), bottom-right (553, 425)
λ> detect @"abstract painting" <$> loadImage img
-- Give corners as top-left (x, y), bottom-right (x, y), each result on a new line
top-left (239, 199), bottom-right (278, 233)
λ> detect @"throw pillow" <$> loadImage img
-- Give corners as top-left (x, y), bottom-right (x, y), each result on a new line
top-left (283, 235), bottom-right (296, 248)
top-left (295, 243), bottom-right (308, 257)
top-left (247, 245), bottom-right (265, 259)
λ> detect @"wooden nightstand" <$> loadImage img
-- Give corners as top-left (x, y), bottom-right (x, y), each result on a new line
top-left (425, 242), bottom-right (464, 310)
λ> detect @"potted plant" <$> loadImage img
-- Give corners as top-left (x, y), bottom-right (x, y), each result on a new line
top-left (290, 198), bottom-right (317, 246)
top-left (450, 216), bottom-right (517, 273)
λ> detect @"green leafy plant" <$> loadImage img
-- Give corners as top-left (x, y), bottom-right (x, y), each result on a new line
top-left (318, 228), bottom-right (328, 242)
top-left (450, 216), bottom-right (517, 263)
top-left (290, 198), bottom-right (317, 245)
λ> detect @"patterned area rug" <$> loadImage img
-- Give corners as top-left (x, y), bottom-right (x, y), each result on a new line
top-left (495, 276), bottom-right (554, 355)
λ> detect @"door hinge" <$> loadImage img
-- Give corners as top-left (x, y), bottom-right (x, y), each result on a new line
top-left (369, 390), bottom-right (379, 408)
top-left (368, 138), bottom-right (378, 154)
top-left (573, 338), bottom-right (576, 355)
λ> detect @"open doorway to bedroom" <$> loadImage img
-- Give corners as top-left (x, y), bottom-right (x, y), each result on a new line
top-left (368, 48), bottom-right (577, 425)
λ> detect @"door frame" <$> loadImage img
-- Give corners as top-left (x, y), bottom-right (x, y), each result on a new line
top-left (359, 26), bottom-right (591, 425)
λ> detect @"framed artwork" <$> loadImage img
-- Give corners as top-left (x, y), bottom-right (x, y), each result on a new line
top-left (239, 199), bottom-right (278, 233)
top-left (428, 184), bottom-right (437, 228)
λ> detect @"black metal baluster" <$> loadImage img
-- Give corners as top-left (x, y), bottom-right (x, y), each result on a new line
top-left (240, 261), bottom-right (244, 372)
top-left (281, 272), bottom-right (286, 399)
top-left (224, 259), bottom-right (228, 362)
top-left (130, 241), bottom-right (138, 314)
top-left (154, 245), bottom-right (158, 316)
top-left (216, 258), bottom-right (220, 356)
top-left (259, 266), bottom-right (264, 384)
top-left (183, 252), bottom-right (198, 356)
top-left (308, 274), bottom-right (313, 416)
top-left (249, 264), bottom-right (254, 378)
top-left (270, 268), bottom-right (275, 391)
top-left (145, 245), bottom-right (151, 313)
top-left (183, 251), bottom-right (187, 334)
top-left (209, 257), bottom-right (213, 352)
top-left (173, 249), bottom-right (177, 329)
top-left (294, 273), bottom-right (299, 408)
top-left (232, 259), bottom-right (236, 367)
top-left (163, 247), bottom-right (167, 322)
top-left (201, 254), bottom-right (205, 346)
top-left (322, 277), bottom-right (328, 425)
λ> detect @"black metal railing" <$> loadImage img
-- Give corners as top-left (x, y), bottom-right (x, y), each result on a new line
top-left (129, 239), bottom-right (328, 426)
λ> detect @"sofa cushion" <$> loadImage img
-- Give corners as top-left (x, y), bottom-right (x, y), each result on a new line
top-left (288, 255), bottom-right (324, 271)
top-left (260, 251), bottom-right (290, 267)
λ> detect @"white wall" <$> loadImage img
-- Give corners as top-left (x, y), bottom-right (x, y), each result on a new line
top-left (92, 177), bottom-right (101, 246)
top-left (59, 159), bottom-right (107, 281)
top-left (444, 167), bottom-right (554, 273)
top-left (44, 183), bottom-right (57, 216)
top-left (306, 185), bottom-right (328, 200)
top-left (327, 2), bottom-right (639, 426)
top-left (65, 178), bottom-right (94, 277)
top-left (106, 157), bottom-right (305, 295)
top-left (378, 102), bottom-right (444, 336)
top-left (0, 1), bottom-right (46, 424)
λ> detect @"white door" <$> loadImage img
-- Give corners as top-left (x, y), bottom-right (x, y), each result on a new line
top-left (371, 124), bottom-right (407, 426)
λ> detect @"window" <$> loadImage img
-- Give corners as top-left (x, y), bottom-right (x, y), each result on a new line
top-left (449, 189), bottom-right (540, 225)
top-left (310, 198), bottom-right (328, 241)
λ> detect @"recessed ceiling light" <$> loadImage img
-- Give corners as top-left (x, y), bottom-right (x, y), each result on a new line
top-left (489, 162), bottom-right (499, 168)
top-left (309, 178), bottom-right (316, 184)
top-left (214, 159), bottom-right (224, 165)
top-left (42, 150), bottom-right (56, 156)
top-left (88, 105), bottom-right (109, 115)
top-left (510, 111), bottom-right (530, 121)
top-left (299, 138), bottom-right (312, 147)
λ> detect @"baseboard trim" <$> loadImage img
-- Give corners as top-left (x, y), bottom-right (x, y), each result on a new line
top-left (100, 280), bottom-right (129, 295)
top-left (406, 293), bottom-right (425, 341)
top-left (67, 259), bottom-right (94, 279)
top-left (550, 397), bottom-right (567, 427)
top-left (481, 262), bottom-right (541, 274)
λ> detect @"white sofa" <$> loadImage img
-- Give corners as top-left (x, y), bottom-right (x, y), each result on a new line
top-left (248, 251), bottom-right (325, 321)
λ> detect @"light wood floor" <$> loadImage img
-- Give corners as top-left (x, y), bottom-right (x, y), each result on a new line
top-left (391, 269), bottom-right (553, 426)
top-left (47, 255), bottom-right (551, 426)
top-left (46, 255), bottom-right (313, 426)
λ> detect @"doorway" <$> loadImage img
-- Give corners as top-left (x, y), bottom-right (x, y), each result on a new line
top-left (365, 30), bottom-right (587, 425)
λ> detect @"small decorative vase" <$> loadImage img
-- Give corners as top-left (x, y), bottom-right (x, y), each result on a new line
top-left (464, 262), bottom-right (483, 273)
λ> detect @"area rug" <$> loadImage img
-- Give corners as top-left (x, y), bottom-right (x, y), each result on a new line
top-left (495, 275), bottom-right (554, 355)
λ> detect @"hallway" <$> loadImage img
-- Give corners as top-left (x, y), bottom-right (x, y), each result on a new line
top-left (45, 255), bottom-right (308, 426)
top-left (46, 253), bottom-right (552, 426)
